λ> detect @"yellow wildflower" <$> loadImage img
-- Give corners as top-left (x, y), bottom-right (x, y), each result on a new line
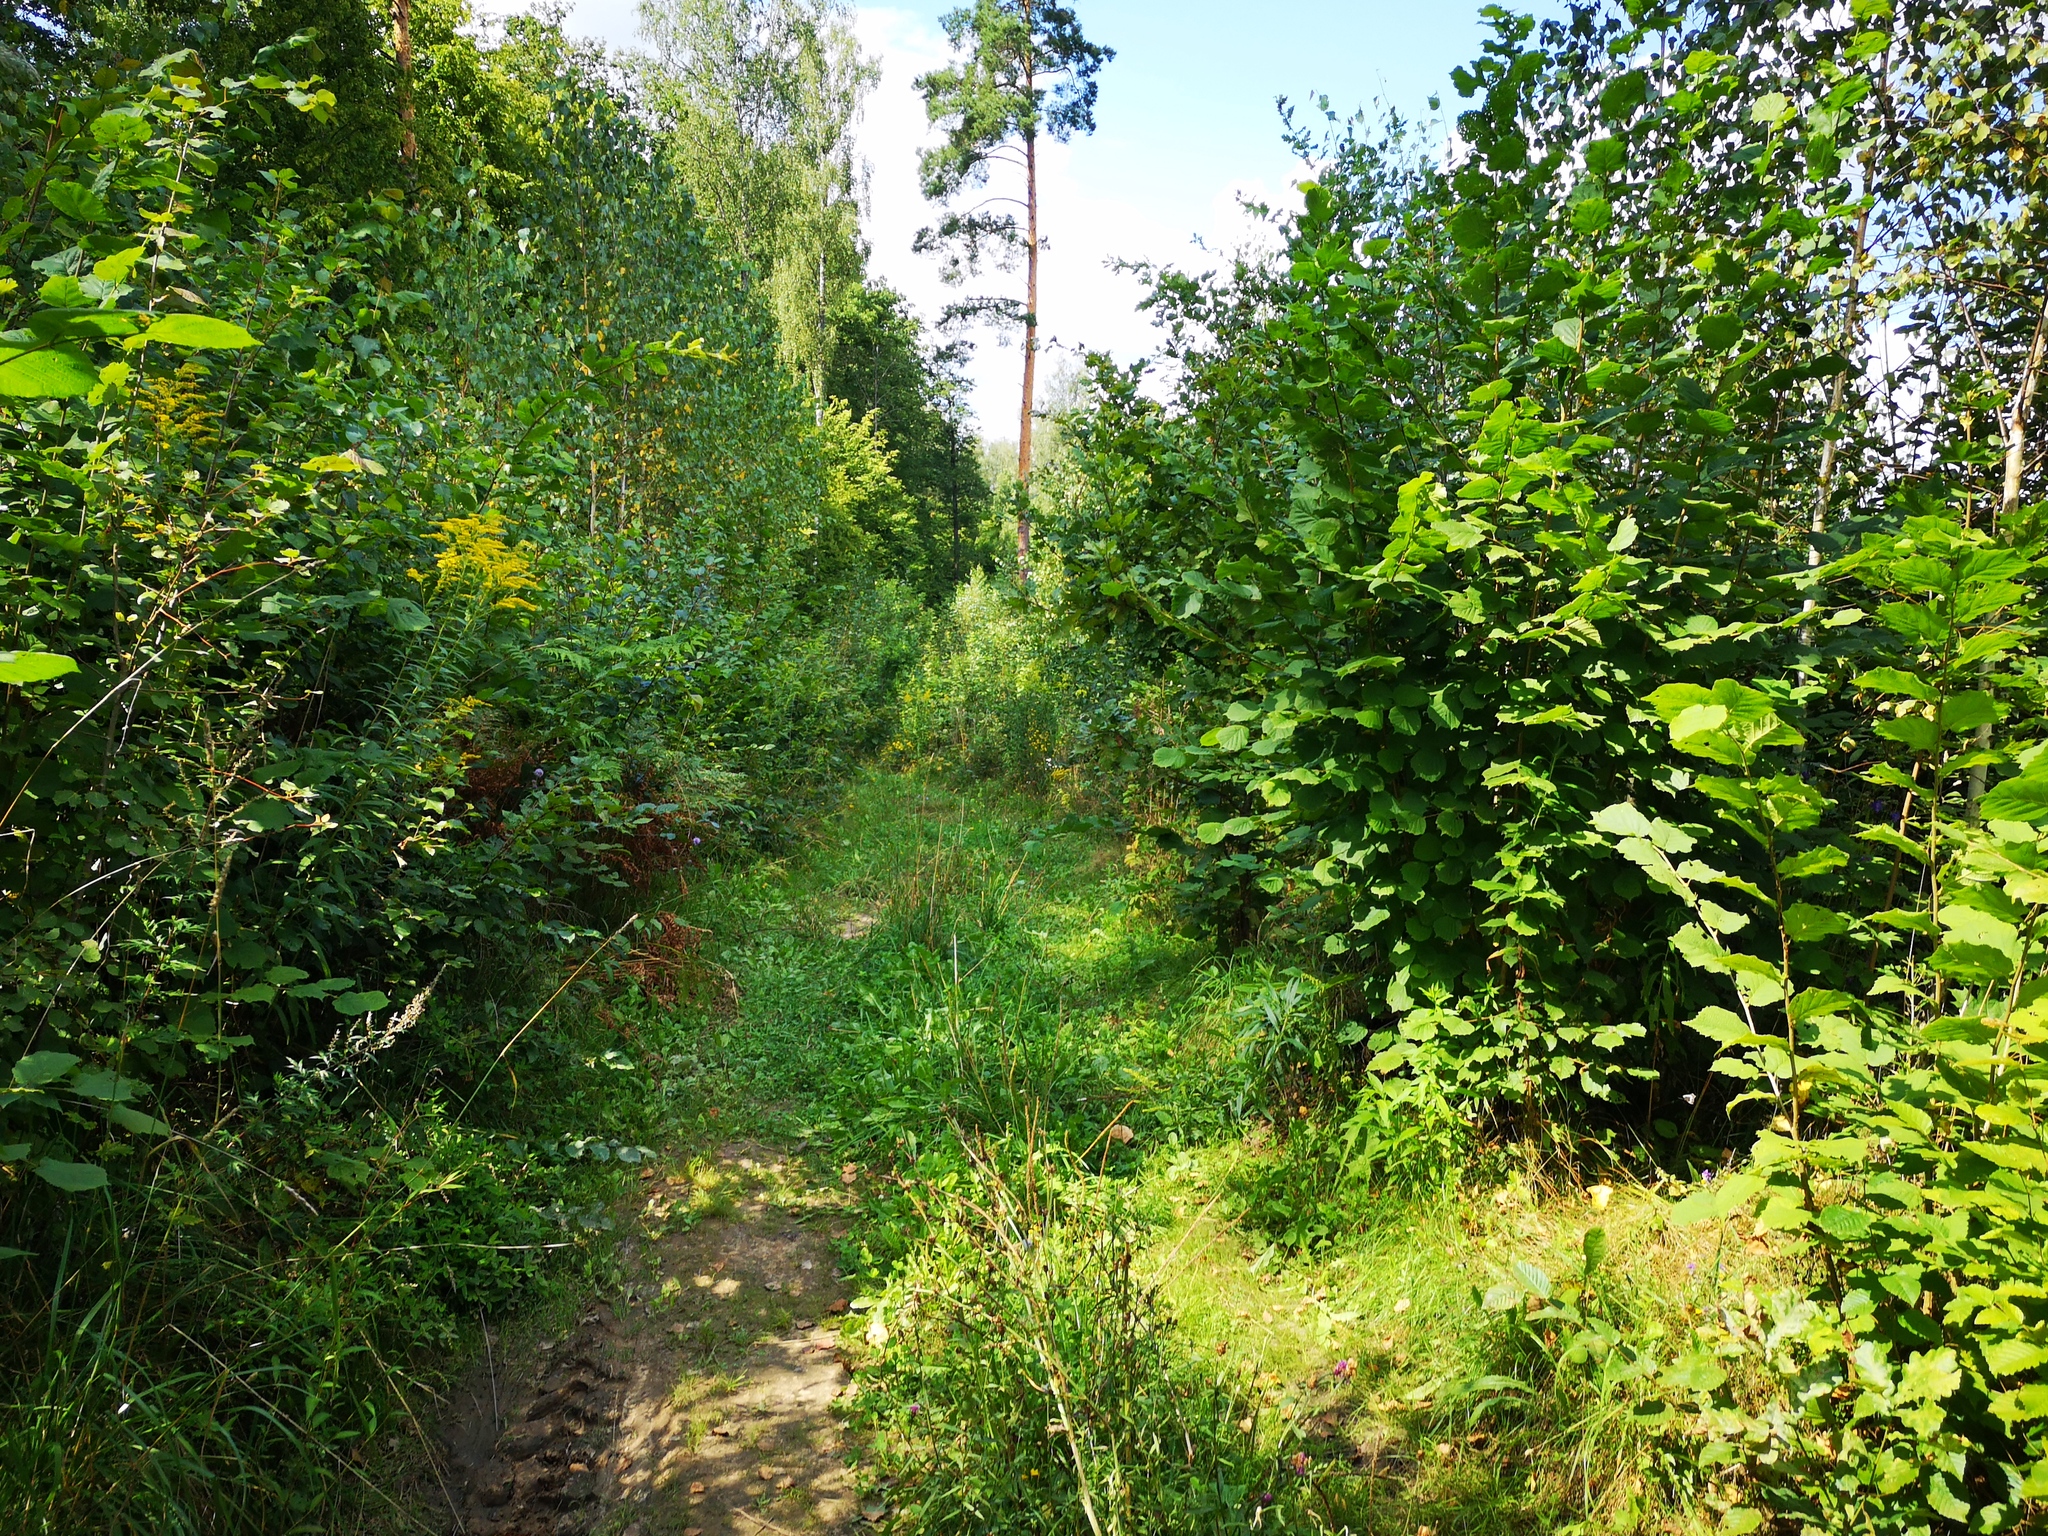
top-left (428, 511), bottom-right (540, 610)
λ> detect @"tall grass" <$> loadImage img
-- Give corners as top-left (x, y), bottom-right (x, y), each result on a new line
top-left (0, 1007), bottom-right (640, 1534)
top-left (851, 1141), bottom-right (1274, 1535)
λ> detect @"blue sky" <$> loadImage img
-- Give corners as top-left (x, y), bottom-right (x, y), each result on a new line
top-left (554, 0), bottom-right (1521, 431)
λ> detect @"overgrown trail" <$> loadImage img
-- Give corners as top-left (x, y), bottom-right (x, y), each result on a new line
top-left (417, 772), bottom-right (1777, 1536)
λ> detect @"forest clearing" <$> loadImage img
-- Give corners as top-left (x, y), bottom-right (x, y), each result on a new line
top-left (3, 1), bottom-right (2046, 1534)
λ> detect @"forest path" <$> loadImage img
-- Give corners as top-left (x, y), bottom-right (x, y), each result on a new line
top-left (440, 1142), bottom-right (868, 1536)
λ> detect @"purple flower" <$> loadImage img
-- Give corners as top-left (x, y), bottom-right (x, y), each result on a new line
top-left (1290, 1452), bottom-right (1311, 1476)
top-left (691, 836), bottom-right (701, 845)
top-left (1332, 1358), bottom-right (1356, 1381)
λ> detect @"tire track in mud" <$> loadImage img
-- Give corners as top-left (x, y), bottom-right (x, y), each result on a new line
top-left (440, 1142), bottom-right (870, 1536)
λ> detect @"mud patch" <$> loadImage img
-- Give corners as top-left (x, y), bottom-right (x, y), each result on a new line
top-left (442, 1142), bottom-right (859, 1535)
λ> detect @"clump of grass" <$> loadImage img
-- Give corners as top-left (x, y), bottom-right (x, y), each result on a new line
top-left (878, 826), bottom-right (1022, 952)
top-left (850, 1140), bottom-right (1275, 1535)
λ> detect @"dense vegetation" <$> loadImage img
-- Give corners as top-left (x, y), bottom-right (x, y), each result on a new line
top-left (0, 0), bottom-right (989, 1524)
top-left (1034, 1), bottom-right (2048, 1529)
top-left (2, 0), bottom-right (2044, 1533)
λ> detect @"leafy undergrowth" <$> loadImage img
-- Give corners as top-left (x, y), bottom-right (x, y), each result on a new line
top-left (504, 769), bottom-right (1798, 1536)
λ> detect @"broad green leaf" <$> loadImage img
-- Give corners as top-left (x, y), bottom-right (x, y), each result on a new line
top-left (143, 313), bottom-right (258, 350)
top-left (1857, 826), bottom-right (1929, 863)
top-left (1981, 773), bottom-right (2048, 824)
top-left (1853, 666), bottom-right (1933, 700)
top-left (1777, 846), bottom-right (1847, 879)
top-left (35, 1159), bottom-right (108, 1192)
top-left (1669, 1171), bottom-right (1762, 1225)
top-left (1872, 715), bottom-right (1938, 754)
top-left (1899, 1348), bottom-right (1961, 1403)
top-left (332, 991), bottom-right (390, 1017)
top-left (90, 110), bottom-right (152, 147)
top-left (1992, 1383), bottom-right (2048, 1423)
top-left (382, 598), bottom-right (430, 632)
top-left (68, 1071), bottom-right (136, 1102)
top-left (1784, 904), bottom-right (1849, 943)
top-left (106, 1105), bottom-right (174, 1137)
top-left (0, 651), bottom-right (79, 685)
top-left (24, 309), bottom-right (140, 342)
top-left (44, 181), bottom-right (109, 222)
top-left (1660, 1350), bottom-right (1728, 1392)
top-left (1685, 1006), bottom-right (1749, 1045)
top-left (12, 1051), bottom-right (79, 1088)
top-left (1815, 1203), bottom-right (1872, 1241)
top-left (92, 246), bottom-right (147, 283)
top-left (0, 344), bottom-right (100, 398)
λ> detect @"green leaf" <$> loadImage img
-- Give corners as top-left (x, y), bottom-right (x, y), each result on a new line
top-left (1857, 826), bottom-right (1929, 863)
top-left (1669, 1171), bottom-right (1762, 1225)
top-left (1992, 1383), bottom-right (2048, 1423)
top-left (92, 246), bottom-right (146, 283)
top-left (0, 345), bottom-right (101, 398)
top-left (331, 991), bottom-right (390, 1017)
top-left (1899, 1348), bottom-right (1962, 1404)
top-left (106, 1105), bottom-right (174, 1137)
top-left (12, 1051), bottom-right (79, 1088)
top-left (0, 651), bottom-right (79, 685)
top-left (381, 597), bottom-right (430, 633)
top-left (44, 181), bottom-right (109, 222)
top-left (1685, 1006), bottom-right (1750, 1046)
top-left (301, 453), bottom-right (364, 474)
top-left (35, 1159), bottom-right (108, 1192)
top-left (24, 308), bottom-right (140, 342)
top-left (1853, 666), bottom-right (1933, 701)
top-left (1777, 846), bottom-right (1847, 879)
top-left (1661, 1350), bottom-right (1727, 1392)
top-left (1981, 773), bottom-right (2048, 824)
top-left (90, 110), bottom-right (152, 148)
top-left (1784, 904), bottom-right (1849, 943)
top-left (1815, 1204), bottom-right (1872, 1241)
top-left (1872, 715), bottom-right (1938, 754)
top-left (1581, 1226), bottom-right (1608, 1275)
top-left (68, 1071), bottom-right (136, 1102)
top-left (143, 313), bottom-right (259, 350)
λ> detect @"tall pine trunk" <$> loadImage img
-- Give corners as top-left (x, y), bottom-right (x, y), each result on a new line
top-left (1016, 6), bottom-right (1038, 584)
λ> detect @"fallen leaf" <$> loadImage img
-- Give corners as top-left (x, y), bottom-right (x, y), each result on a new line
top-left (1105, 1122), bottom-right (1134, 1143)
top-left (689, 1482), bottom-right (705, 1494)
top-left (1393, 1297), bottom-right (1410, 1314)
top-left (1589, 1183), bottom-right (1614, 1209)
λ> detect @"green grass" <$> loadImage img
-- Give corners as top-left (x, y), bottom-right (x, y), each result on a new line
top-left (600, 770), bottom-right (1752, 1535)
top-left (4, 768), bottom-right (1757, 1533)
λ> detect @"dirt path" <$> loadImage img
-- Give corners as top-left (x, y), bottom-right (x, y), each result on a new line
top-left (439, 1141), bottom-right (868, 1536)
